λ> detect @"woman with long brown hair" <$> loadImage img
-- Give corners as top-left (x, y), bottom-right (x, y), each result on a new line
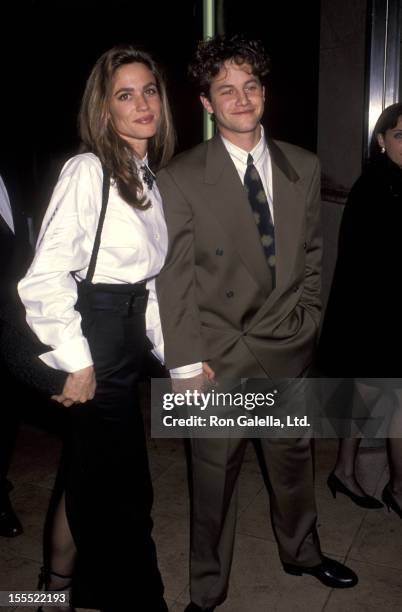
top-left (18, 44), bottom-right (175, 612)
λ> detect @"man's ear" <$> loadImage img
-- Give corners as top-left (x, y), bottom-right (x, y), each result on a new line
top-left (200, 94), bottom-right (213, 115)
top-left (262, 85), bottom-right (266, 103)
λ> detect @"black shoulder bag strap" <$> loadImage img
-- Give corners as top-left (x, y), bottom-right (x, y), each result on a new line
top-left (85, 164), bottom-right (111, 283)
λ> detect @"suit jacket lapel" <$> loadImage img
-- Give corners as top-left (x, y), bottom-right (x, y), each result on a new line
top-left (268, 139), bottom-right (302, 291)
top-left (204, 134), bottom-right (273, 295)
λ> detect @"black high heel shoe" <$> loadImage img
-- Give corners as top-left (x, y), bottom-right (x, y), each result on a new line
top-left (382, 483), bottom-right (402, 518)
top-left (327, 472), bottom-right (384, 509)
top-left (36, 567), bottom-right (76, 612)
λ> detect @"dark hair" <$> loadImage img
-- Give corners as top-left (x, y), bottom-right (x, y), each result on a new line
top-left (369, 102), bottom-right (402, 160)
top-left (79, 44), bottom-right (175, 210)
top-left (188, 34), bottom-right (270, 97)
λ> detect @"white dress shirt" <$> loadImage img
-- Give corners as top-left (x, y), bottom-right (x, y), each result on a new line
top-left (221, 125), bottom-right (274, 221)
top-left (18, 153), bottom-right (167, 373)
top-left (0, 174), bottom-right (14, 233)
top-left (170, 125), bottom-right (273, 379)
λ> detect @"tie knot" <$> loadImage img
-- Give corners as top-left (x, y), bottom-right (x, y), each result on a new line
top-left (247, 154), bottom-right (254, 166)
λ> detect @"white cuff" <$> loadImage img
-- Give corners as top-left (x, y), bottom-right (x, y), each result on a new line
top-left (39, 336), bottom-right (93, 373)
top-left (170, 362), bottom-right (203, 379)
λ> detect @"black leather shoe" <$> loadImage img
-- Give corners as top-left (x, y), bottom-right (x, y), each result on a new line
top-left (382, 482), bottom-right (402, 518)
top-left (184, 603), bottom-right (216, 612)
top-left (0, 483), bottom-right (23, 537)
top-left (283, 556), bottom-right (358, 588)
top-left (327, 472), bottom-right (384, 509)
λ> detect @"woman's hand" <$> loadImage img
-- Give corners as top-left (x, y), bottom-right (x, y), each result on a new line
top-left (51, 365), bottom-right (96, 407)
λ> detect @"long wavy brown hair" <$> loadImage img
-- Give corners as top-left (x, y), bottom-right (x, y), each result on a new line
top-left (79, 44), bottom-right (175, 209)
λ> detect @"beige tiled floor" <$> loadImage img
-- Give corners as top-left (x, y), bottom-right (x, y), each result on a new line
top-left (1, 422), bottom-right (401, 612)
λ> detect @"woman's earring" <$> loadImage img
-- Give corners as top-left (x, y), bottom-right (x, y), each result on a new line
top-left (381, 146), bottom-right (386, 154)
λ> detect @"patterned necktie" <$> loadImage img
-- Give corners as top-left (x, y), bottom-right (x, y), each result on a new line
top-left (244, 153), bottom-right (276, 288)
top-left (140, 164), bottom-right (155, 190)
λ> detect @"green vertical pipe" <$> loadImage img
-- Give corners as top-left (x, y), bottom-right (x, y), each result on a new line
top-left (203, 0), bottom-right (215, 140)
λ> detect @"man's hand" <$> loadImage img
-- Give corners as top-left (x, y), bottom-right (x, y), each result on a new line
top-left (171, 372), bottom-right (205, 395)
top-left (171, 362), bottom-right (216, 395)
top-left (52, 365), bottom-right (96, 407)
top-left (203, 362), bottom-right (215, 381)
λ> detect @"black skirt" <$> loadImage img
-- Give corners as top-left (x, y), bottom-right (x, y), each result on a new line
top-left (63, 282), bottom-right (165, 609)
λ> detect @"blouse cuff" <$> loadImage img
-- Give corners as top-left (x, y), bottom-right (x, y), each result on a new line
top-left (39, 336), bottom-right (93, 373)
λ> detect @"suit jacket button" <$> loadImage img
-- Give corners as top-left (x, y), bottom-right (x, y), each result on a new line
top-left (303, 242), bottom-right (307, 250)
top-left (216, 248), bottom-right (224, 256)
top-left (293, 286), bottom-right (299, 292)
top-left (226, 290), bottom-right (234, 298)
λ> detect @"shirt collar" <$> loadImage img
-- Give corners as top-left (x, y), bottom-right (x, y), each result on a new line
top-left (133, 153), bottom-right (148, 168)
top-left (220, 125), bottom-right (268, 167)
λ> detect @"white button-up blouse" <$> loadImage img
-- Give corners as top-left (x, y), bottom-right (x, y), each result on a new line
top-left (18, 152), bottom-right (167, 373)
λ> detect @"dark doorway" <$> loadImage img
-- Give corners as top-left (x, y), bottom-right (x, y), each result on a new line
top-left (222, 1), bottom-right (321, 151)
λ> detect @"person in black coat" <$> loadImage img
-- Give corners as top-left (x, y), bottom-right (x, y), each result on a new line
top-left (0, 172), bottom-right (31, 537)
top-left (318, 102), bottom-right (402, 517)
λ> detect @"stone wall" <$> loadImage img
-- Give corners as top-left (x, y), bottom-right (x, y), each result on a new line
top-left (318, 0), bottom-right (367, 195)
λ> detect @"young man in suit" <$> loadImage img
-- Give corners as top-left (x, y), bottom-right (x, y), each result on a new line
top-left (156, 35), bottom-right (357, 612)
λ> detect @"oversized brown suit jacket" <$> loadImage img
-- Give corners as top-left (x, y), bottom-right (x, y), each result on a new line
top-left (156, 133), bottom-right (322, 380)
top-left (156, 134), bottom-right (323, 606)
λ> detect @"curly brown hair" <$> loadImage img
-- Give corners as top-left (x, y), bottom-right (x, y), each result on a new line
top-left (188, 34), bottom-right (270, 97)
